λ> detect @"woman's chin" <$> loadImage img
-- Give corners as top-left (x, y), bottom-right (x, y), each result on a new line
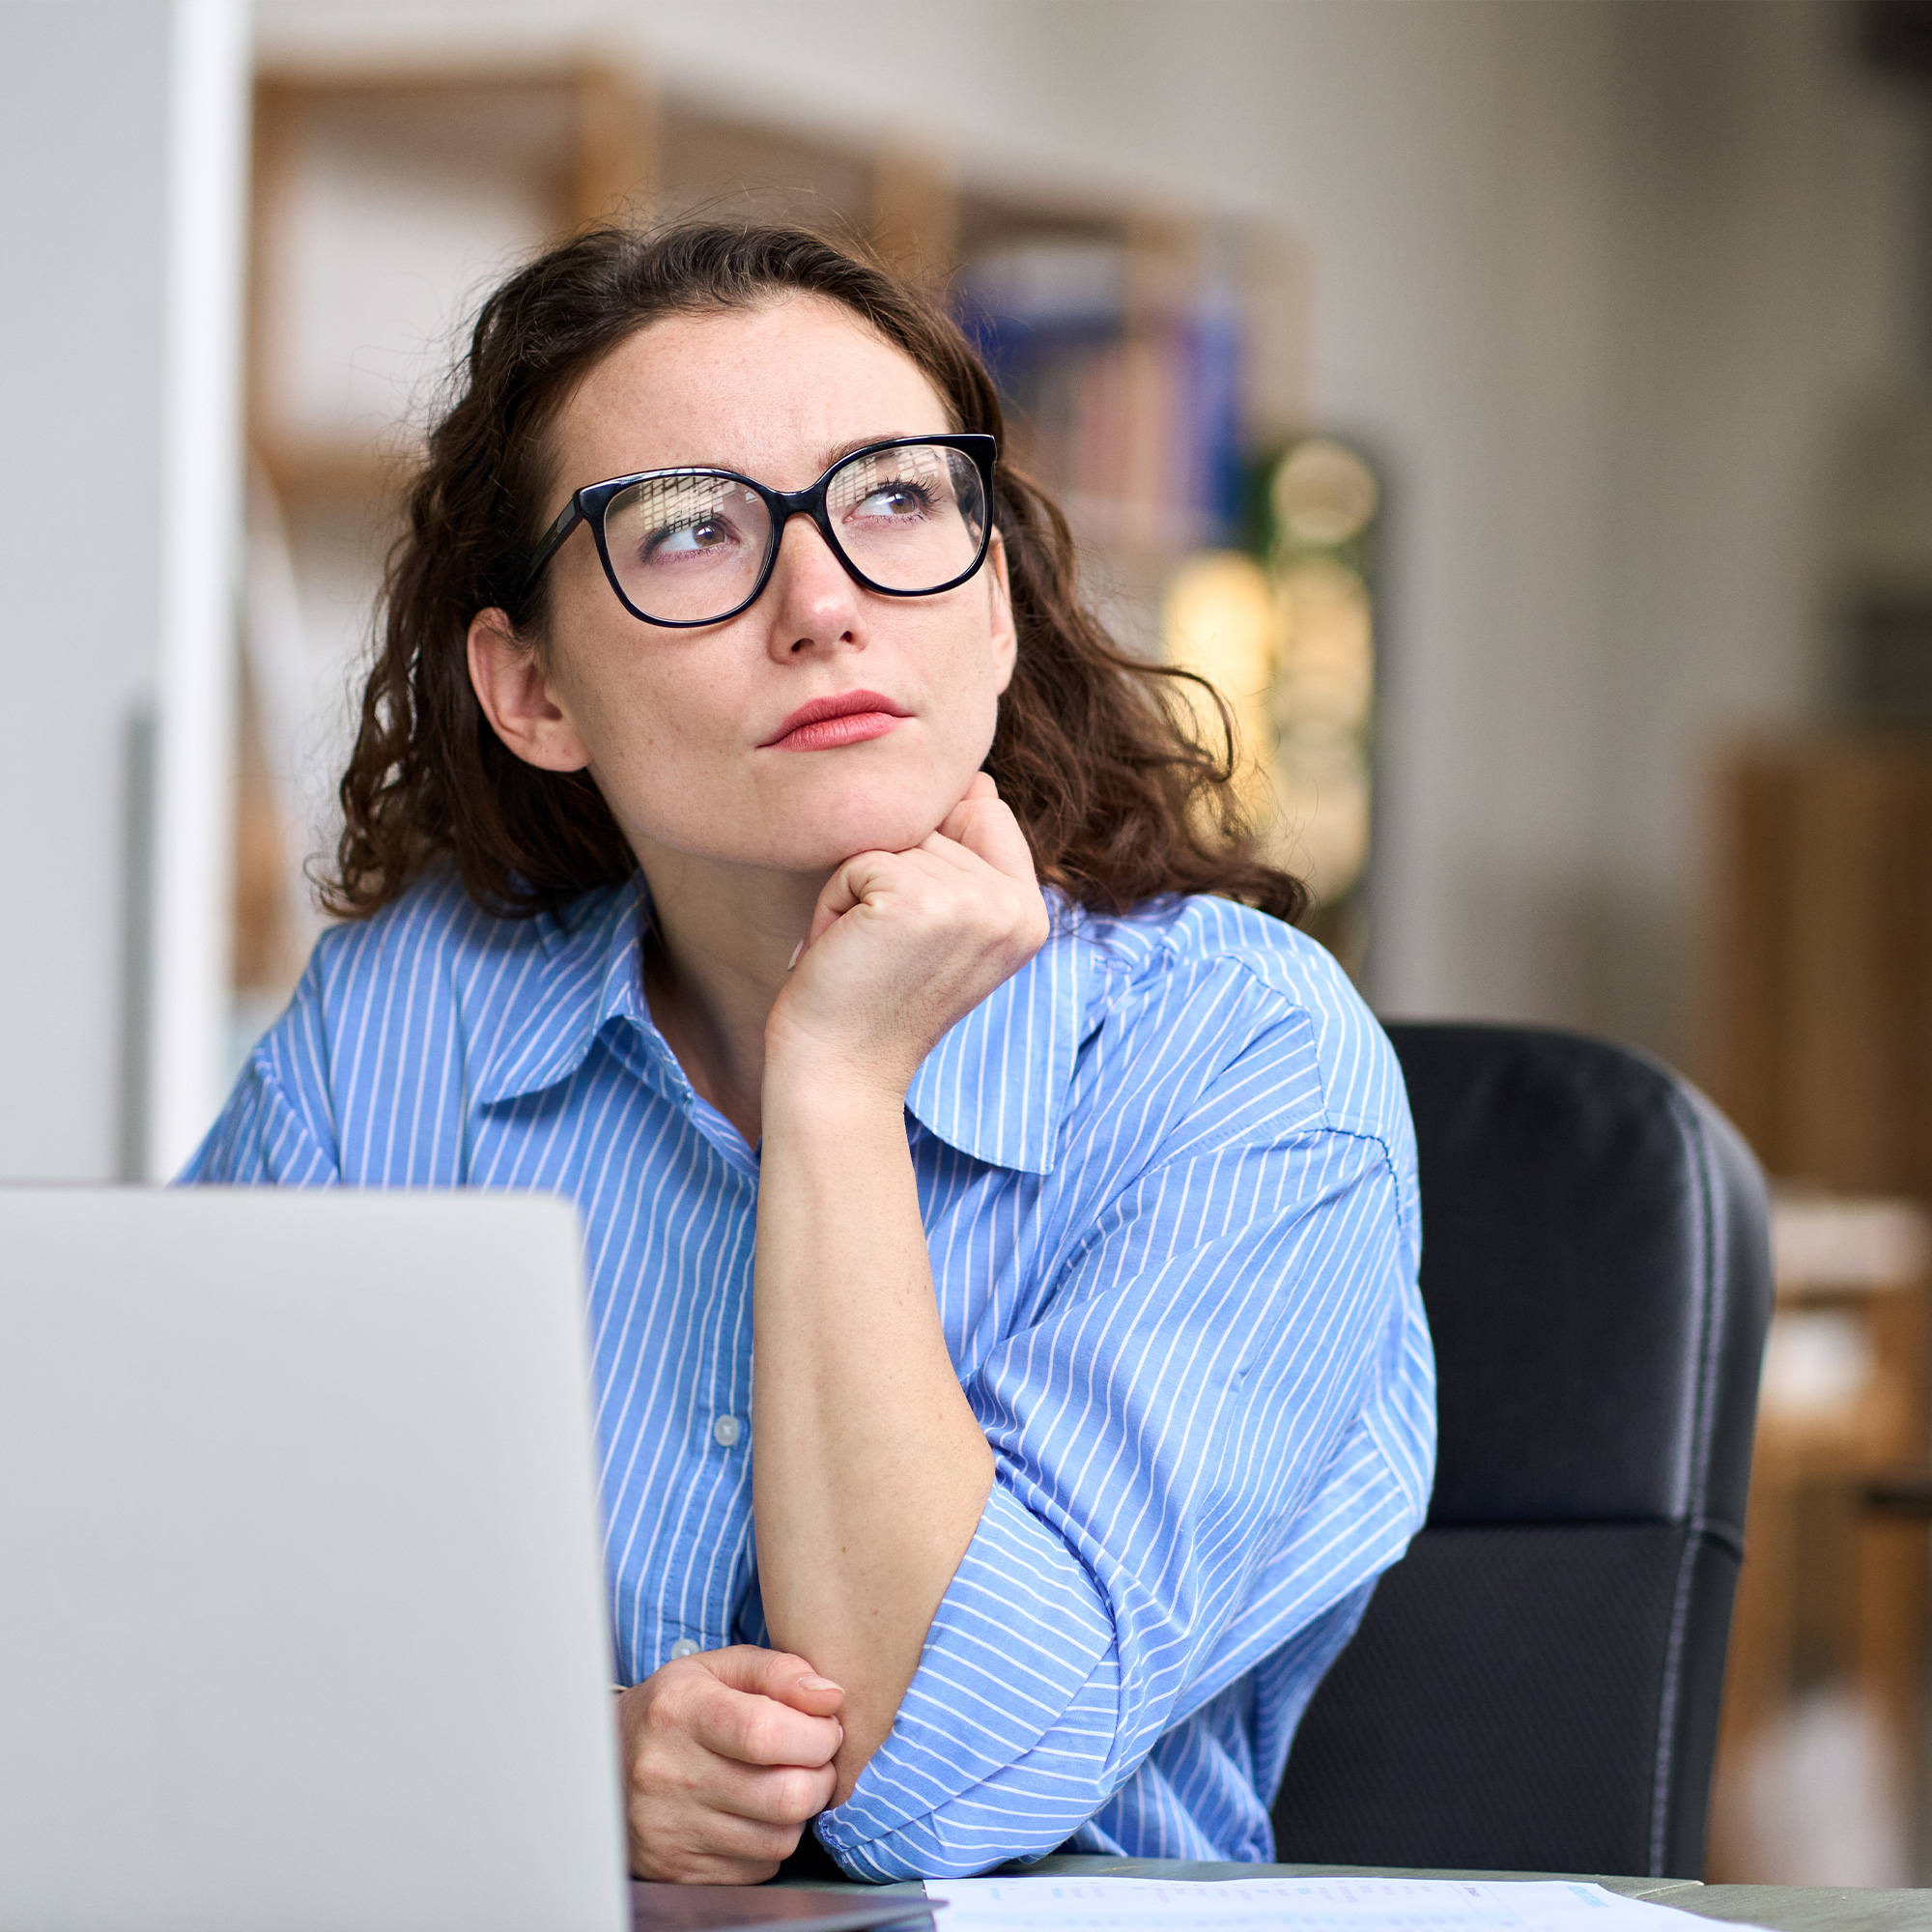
top-left (782, 810), bottom-right (945, 872)
top-left (758, 787), bottom-right (960, 873)
top-left (634, 767), bottom-right (980, 877)
top-left (639, 811), bottom-right (944, 879)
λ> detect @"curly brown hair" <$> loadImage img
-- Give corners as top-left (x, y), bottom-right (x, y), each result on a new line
top-left (324, 219), bottom-right (1305, 926)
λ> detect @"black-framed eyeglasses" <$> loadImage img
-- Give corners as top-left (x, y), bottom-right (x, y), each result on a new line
top-left (522, 433), bottom-right (998, 629)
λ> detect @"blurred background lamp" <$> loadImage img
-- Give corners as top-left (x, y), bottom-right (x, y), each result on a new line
top-left (1275, 557), bottom-right (1374, 735)
top-left (1160, 550), bottom-right (1282, 830)
top-left (1270, 438), bottom-right (1379, 550)
top-left (1161, 550), bottom-right (1279, 703)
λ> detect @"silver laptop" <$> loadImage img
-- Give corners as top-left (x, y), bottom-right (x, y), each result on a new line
top-left (0, 1187), bottom-right (631, 1932)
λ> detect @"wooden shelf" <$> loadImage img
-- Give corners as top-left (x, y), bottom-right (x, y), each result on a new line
top-left (1700, 733), bottom-right (1932, 1197)
top-left (255, 433), bottom-right (416, 509)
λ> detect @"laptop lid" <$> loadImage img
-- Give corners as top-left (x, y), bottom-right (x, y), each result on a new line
top-left (0, 1187), bottom-right (630, 1932)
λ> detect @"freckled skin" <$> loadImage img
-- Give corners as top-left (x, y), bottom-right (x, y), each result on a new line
top-left (516, 294), bottom-right (1015, 877)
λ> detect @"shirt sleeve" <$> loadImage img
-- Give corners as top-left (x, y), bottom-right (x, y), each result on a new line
top-left (1074, 1577), bottom-right (1378, 1862)
top-left (815, 997), bottom-right (1435, 1879)
top-left (177, 959), bottom-right (343, 1187)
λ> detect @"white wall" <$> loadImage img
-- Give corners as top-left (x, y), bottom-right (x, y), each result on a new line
top-left (251, 0), bottom-right (1926, 1066)
top-left (0, 0), bottom-right (248, 1180)
top-left (1590, 1), bottom-right (1922, 1056)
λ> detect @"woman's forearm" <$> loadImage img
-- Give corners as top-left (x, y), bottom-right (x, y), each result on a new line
top-left (752, 1068), bottom-right (994, 1805)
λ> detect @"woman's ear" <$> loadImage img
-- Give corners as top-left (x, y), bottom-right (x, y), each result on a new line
top-left (466, 610), bottom-right (592, 772)
top-left (985, 529), bottom-right (1018, 696)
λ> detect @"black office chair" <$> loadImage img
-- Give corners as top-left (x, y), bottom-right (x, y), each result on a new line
top-left (1271, 1023), bottom-right (1773, 1880)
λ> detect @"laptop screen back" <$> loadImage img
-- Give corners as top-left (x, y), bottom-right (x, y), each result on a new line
top-left (0, 1187), bottom-right (629, 1932)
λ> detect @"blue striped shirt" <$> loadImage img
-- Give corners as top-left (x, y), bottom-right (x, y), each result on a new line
top-left (183, 867), bottom-right (1435, 1879)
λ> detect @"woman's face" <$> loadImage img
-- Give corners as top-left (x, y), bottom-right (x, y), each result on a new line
top-left (498, 295), bottom-right (1016, 879)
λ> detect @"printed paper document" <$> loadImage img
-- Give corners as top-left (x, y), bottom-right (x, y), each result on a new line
top-left (921, 1874), bottom-right (1767, 1932)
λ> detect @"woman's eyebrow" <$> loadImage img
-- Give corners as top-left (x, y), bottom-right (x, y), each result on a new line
top-left (817, 434), bottom-right (915, 468)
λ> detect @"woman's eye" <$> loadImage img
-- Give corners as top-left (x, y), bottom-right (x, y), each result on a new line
top-left (647, 517), bottom-right (736, 557)
top-left (855, 483), bottom-right (931, 520)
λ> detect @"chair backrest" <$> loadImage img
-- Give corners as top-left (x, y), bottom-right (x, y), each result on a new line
top-left (1271, 1023), bottom-right (1773, 1879)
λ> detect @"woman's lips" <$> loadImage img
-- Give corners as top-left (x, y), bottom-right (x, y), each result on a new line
top-left (771, 711), bottom-right (906, 752)
top-left (761, 690), bottom-right (911, 752)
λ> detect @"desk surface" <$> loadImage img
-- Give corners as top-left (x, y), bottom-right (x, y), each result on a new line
top-left (798, 1855), bottom-right (1932, 1932)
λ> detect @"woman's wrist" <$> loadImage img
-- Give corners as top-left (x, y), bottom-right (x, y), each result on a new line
top-left (759, 1049), bottom-right (914, 1139)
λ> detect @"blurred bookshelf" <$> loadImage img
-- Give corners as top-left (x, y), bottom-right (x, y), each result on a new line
top-left (237, 57), bottom-right (1372, 1037)
top-left (1698, 734), bottom-right (1932, 1883)
top-left (1702, 735), bottom-right (1932, 1202)
top-left (1707, 1189), bottom-right (1932, 1885)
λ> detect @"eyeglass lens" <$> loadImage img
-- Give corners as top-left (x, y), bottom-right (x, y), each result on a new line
top-left (599, 442), bottom-right (987, 624)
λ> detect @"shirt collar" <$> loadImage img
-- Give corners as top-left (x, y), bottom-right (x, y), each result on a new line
top-left (903, 905), bottom-right (1088, 1175)
top-left (472, 881), bottom-right (1089, 1176)
top-left (470, 880), bottom-right (670, 1107)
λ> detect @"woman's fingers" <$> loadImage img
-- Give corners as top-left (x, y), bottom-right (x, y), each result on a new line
top-left (805, 841), bottom-right (1031, 961)
top-left (618, 1651), bottom-right (844, 1883)
top-left (805, 848), bottom-right (892, 948)
top-left (627, 1796), bottom-right (807, 1885)
top-left (934, 770), bottom-right (1002, 846)
top-left (702, 1754), bottom-right (840, 1828)
top-left (700, 1644), bottom-right (844, 1717)
top-left (930, 774), bottom-right (1040, 895)
top-left (687, 1674), bottom-right (843, 1769)
top-left (772, 773), bottom-right (1049, 1091)
top-left (928, 801), bottom-right (1037, 891)
top-left (811, 805), bottom-right (1031, 927)
top-left (797, 775), bottom-right (1037, 960)
top-left (949, 769), bottom-right (999, 815)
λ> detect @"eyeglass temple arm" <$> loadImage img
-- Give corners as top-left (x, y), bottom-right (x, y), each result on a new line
top-left (523, 495), bottom-right (585, 593)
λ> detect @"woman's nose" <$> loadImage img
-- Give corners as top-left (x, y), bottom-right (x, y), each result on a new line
top-left (764, 512), bottom-right (863, 656)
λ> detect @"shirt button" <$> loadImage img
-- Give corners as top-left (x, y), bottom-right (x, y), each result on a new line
top-left (669, 1638), bottom-right (700, 1660)
top-left (712, 1413), bottom-right (742, 1447)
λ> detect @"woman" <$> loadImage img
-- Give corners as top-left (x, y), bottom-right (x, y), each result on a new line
top-left (185, 222), bottom-right (1434, 1884)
